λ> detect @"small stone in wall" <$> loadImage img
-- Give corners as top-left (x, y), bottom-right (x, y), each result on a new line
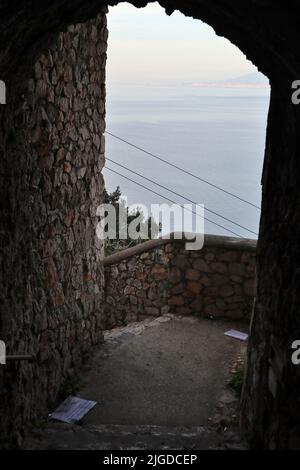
top-left (145, 307), bottom-right (160, 316)
top-left (169, 296), bottom-right (185, 307)
top-left (193, 259), bottom-right (211, 272)
top-left (213, 273), bottom-right (228, 286)
top-left (210, 262), bottom-right (227, 274)
top-left (172, 255), bottom-right (189, 269)
top-left (244, 279), bottom-right (255, 296)
top-left (77, 167), bottom-right (87, 179)
top-left (165, 244), bottom-right (174, 253)
top-left (204, 253), bottom-right (215, 262)
top-left (186, 281), bottom-right (203, 295)
top-left (169, 267), bottom-right (182, 283)
top-left (56, 148), bottom-right (65, 162)
top-left (229, 263), bottom-right (245, 276)
top-left (64, 162), bottom-right (72, 174)
top-left (220, 285), bottom-right (235, 297)
top-left (218, 251), bottom-right (240, 262)
top-left (151, 266), bottom-right (168, 280)
top-left (199, 275), bottom-right (211, 287)
top-left (230, 275), bottom-right (243, 284)
top-left (185, 269), bottom-right (200, 281)
top-left (170, 283), bottom-right (185, 295)
top-left (130, 296), bottom-right (138, 305)
top-left (204, 286), bottom-right (219, 297)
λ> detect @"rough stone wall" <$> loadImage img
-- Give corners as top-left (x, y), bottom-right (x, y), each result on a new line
top-left (241, 83), bottom-right (300, 449)
top-left (0, 13), bottom-right (107, 447)
top-left (104, 236), bottom-right (256, 329)
top-left (1, 0), bottom-right (300, 451)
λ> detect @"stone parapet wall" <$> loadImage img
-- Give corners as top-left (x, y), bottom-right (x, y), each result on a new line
top-left (104, 235), bottom-right (256, 329)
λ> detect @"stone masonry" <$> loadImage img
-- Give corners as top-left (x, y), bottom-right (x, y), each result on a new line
top-left (0, 13), bottom-right (107, 447)
top-left (1, 0), bottom-right (300, 450)
top-left (104, 235), bottom-right (256, 329)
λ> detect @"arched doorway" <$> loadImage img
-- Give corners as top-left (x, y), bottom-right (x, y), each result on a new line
top-left (0, 0), bottom-right (299, 449)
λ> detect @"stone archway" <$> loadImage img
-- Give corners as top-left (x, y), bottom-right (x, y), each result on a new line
top-left (1, 0), bottom-right (300, 449)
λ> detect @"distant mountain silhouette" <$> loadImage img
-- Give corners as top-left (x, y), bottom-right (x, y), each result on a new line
top-left (191, 72), bottom-right (270, 89)
top-left (220, 72), bottom-right (269, 86)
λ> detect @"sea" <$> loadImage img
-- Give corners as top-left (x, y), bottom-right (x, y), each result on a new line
top-left (104, 84), bottom-right (270, 240)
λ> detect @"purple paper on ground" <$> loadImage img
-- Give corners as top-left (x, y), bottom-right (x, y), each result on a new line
top-left (224, 329), bottom-right (249, 342)
top-left (49, 396), bottom-right (97, 424)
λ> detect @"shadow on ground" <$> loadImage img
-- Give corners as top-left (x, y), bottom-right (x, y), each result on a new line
top-left (24, 315), bottom-right (248, 450)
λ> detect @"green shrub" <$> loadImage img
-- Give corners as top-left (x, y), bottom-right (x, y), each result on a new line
top-left (228, 366), bottom-right (245, 396)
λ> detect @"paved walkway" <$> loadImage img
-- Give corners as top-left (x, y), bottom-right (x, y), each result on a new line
top-left (25, 315), bottom-right (248, 450)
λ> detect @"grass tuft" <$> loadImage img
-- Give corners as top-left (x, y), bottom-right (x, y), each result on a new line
top-left (228, 366), bottom-right (245, 396)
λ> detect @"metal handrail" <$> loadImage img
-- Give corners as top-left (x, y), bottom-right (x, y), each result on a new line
top-left (5, 355), bottom-right (35, 362)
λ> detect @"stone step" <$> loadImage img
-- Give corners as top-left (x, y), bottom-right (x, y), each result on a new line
top-left (25, 423), bottom-right (247, 450)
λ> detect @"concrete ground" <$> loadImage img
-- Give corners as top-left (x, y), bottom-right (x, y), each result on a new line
top-left (80, 315), bottom-right (247, 427)
top-left (24, 315), bottom-right (248, 450)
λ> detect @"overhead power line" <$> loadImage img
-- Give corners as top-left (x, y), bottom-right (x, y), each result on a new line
top-left (105, 166), bottom-right (244, 238)
top-left (105, 131), bottom-right (261, 210)
top-left (106, 157), bottom-right (258, 237)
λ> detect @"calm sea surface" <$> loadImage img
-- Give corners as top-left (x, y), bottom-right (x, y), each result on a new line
top-left (104, 85), bottom-right (270, 239)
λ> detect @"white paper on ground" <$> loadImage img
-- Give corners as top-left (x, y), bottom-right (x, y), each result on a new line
top-left (224, 329), bottom-right (249, 342)
top-left (49, 396), bottom-right (97, 424)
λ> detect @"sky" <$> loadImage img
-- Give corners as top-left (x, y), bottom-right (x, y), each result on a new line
top-left (104, 2), bottom-right (270, 238)
top-left (107, 2), bottom-right (259, 87)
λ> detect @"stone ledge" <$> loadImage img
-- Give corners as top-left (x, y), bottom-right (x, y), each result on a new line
top-left (103, 233), bottom-right (257, 267)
